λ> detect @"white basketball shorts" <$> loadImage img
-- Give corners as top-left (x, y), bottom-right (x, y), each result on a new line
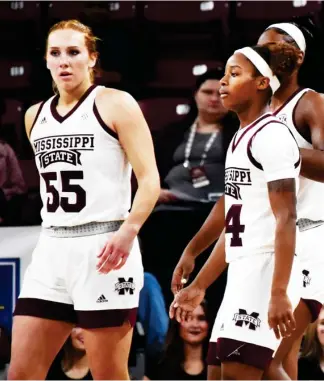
top-left (14, 229), bottom-right (144, 328)
top-left (207, 253), bottom-right (301, 370)
top-left (297, 223), bottom-right (324, 321)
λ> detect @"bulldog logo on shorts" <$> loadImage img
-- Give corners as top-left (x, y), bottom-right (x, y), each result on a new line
top-left (302, 269), bottom-right (311, 288)
top-left (233, 309), bottom-right (261, 330)
top-left (114, 277), bottom-right (135, 295)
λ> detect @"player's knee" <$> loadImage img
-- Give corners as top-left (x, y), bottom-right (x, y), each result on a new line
top-left (221, 363), bottom-right (241, 380)
top-left (7, 365), bottom-right (30, 380)
top-left (208, 364), bottom-right (222, 380)
top-left (91, 362), bottom-right (129, 380)
top-left (7, 361), bottom-right (47, 380)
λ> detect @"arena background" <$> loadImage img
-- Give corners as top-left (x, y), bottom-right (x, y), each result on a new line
top-left (1, 0), bottom-right (324, 377)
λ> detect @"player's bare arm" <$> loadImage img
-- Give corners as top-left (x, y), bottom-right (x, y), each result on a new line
top-left (170, 230), bottom-right (227, 322)
top-left (25, 102), bottom-right (43, 140)
top-left (95, 88), bottom-right (160, 273)
top-left (296, 91), bottom-right (324, 182)
top-left (267, 178), bottom-right (297, 339)
top-left (171, 195), bottom-right (226, 293)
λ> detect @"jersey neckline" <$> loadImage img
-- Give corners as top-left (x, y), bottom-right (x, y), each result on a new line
top-left (232, 112), bottom-right (272, 153)
top-left (272, 87), bottom-right (305, 116)
top-left (50, 84), bottom-right (97, 123)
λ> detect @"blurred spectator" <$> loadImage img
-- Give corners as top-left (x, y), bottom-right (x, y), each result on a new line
top-left (298, 306), bottom-right (324, 380)
top-left (154, 68), bottom-right (238, 208)
top-left (145, 300), bottom-right (210, 380)
top-left (0, 139), bottom-right (27, 225)
top-left (46, 328), bottom-right (92, 380)
top-left (138, 273), bottom-right (169, 357)
top-left (139, 69), bottom-right (237, 310)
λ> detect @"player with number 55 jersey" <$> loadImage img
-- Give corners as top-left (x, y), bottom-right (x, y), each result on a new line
top-left (9, 20), bottom-right (160, 381)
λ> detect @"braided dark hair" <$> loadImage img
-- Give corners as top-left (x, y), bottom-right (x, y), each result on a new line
top-left (267, 16), bottom-right (324, 91)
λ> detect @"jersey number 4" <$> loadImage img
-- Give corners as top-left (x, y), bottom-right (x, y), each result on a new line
top-left (41, 171), bottom-right (86, 213)
top-left (225, 204), bottom-right (245, 247)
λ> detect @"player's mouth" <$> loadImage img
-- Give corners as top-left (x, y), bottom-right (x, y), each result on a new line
top-left (60, 71), bottom-right (72, 78)
top-left (219, 89), bottom-right (229, 99)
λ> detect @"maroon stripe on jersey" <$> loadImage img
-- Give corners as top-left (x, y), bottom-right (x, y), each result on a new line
top-left (273, 87), bottom-right (305, 116)
top-left (14, 297), bottom-right (77, 323)
top-left (247, 121), bottom-right (300, 170)
top-left (50, 84), bottom-right (97, 123)
top-left (93, 102), bottom-right (119, 140)
top-left (29, 101), bottom-right (45, 138)
top-left (232, 113), bottom-right (271, 153)
top-left (76, 307), bottom-right (138, 328)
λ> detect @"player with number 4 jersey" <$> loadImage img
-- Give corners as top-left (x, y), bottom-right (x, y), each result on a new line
top-left (170, 43), bottom-right (302, 380)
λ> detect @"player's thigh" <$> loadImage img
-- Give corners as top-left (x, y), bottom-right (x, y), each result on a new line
top-left (9, 315), bottom-right (73, 376)
top-left (208, 365), bottom-right (222, 380)
top-left (222, 361), bottom-right (263, 380)
top-left (70, 233), bottom-right (143, 329)
top-left (82, 322), bottom-right (133, 377)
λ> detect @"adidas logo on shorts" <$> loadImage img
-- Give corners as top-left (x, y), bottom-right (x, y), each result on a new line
top-left (96, 294), bottom-right (108, 303)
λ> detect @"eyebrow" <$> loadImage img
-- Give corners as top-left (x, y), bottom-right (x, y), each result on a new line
top-left (49, 46), bottom-right (81, 49)
top-left (229, 65), bottom-right (242, 69)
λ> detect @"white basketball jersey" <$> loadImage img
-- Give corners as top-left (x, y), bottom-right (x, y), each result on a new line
top-left (274, 88), bottom-right (324, 221)
top-left (30, 85), bottom-right (132, 227)
top-left (225, 113), bottom-right (300, 262)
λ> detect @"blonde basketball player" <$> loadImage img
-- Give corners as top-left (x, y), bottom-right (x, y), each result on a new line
top-left (170, 43), bottom-right (301, 380)
top-left (8, 20), bottom-right (160, 380)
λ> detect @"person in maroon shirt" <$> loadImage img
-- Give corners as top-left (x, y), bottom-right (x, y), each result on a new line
top-left (0, 139), bottom-right (27, 225)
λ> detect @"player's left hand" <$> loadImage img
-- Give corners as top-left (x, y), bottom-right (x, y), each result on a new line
top-left (268, 292), bottom-right (296, 340)
top-left (169, 282), bottom-right (205, 323)
top-left (96, 224), bottom-right (137, 274)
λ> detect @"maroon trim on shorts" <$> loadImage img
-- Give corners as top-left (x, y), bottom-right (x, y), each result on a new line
top-left (14, 298), bottom-right (77, 324)
top-left (76, 307), bottom-right (138, 329)
top-left (216, 337), bottom-right (274, 370)
top-left (302, 298), bottom-right (322, 322)
top-left (207, 341), bottom-right (221, 366)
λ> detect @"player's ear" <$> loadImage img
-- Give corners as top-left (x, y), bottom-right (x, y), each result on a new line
top-left (257, 76), bottom-right (270, 91)
top-left (297, 51), bottom-right (304, 66)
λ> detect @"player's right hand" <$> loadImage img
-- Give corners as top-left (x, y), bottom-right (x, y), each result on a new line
top-left (171, 252), bottom-right (196, 295)
top-left (268, 292), bottom-right (296, 340)
top-left (169, 282), bottom-right (205, 322)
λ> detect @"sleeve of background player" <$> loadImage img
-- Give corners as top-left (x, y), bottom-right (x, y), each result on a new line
top-left (251, 123), bottom-right (300, 181)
